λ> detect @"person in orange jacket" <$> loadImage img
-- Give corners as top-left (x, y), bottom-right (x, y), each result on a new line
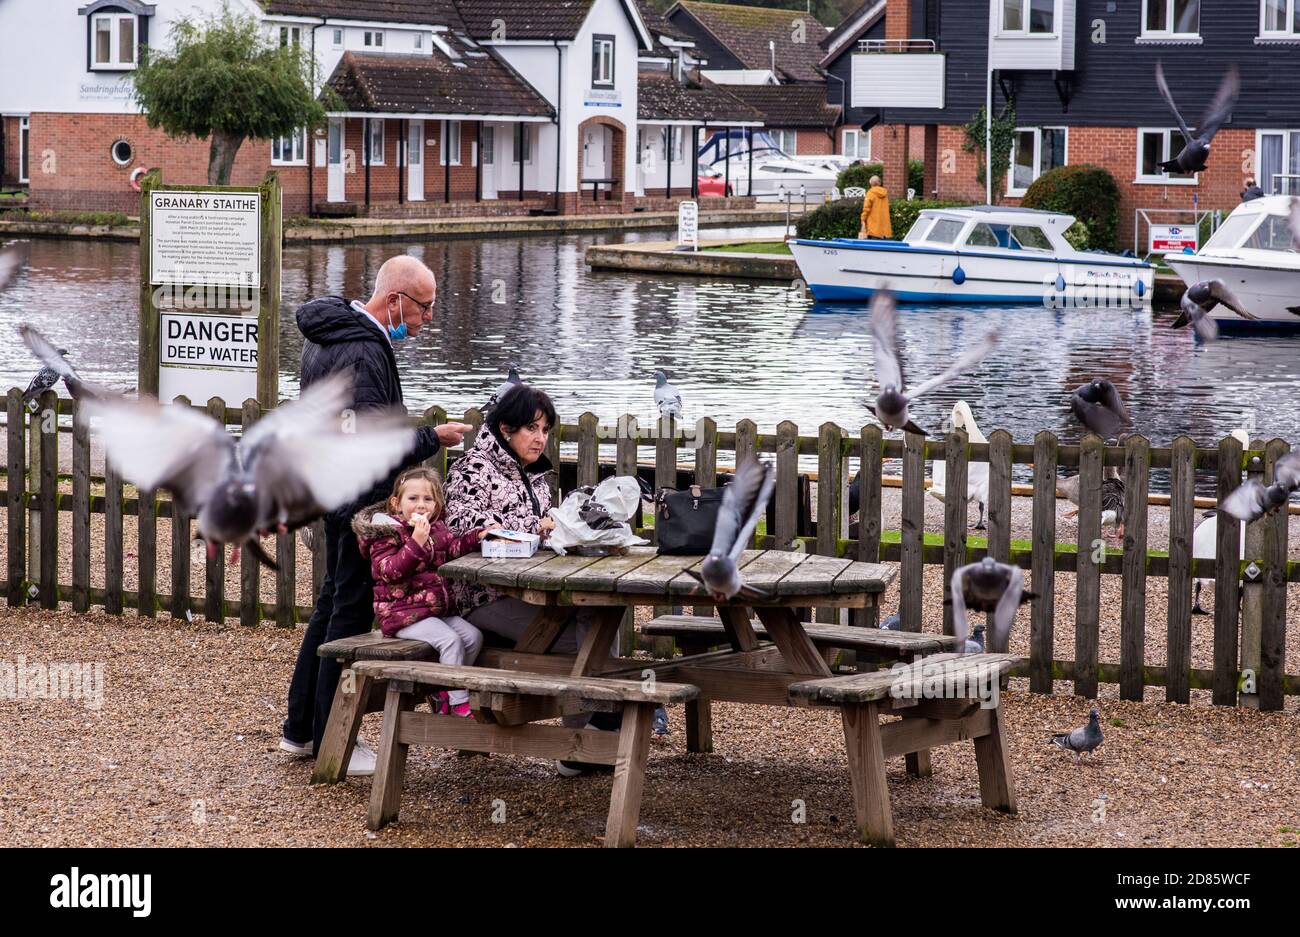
top-left (857, 175), bottom-right (893, 239)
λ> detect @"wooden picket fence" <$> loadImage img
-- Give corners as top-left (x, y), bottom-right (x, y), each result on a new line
top-left (2, 388), bottom-right (1295, 710)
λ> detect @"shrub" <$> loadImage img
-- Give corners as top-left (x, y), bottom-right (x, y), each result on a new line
top-left (1, 208), bottom-right (132, 226)
top-left (1062, 220), bottom-right (1090, 251)
top-left (836, 159), bottom-right (924, 197)
top-left (795, 197), bottom-right (972, 241)
top-left (1020, 164), bottom-right (1122, 252)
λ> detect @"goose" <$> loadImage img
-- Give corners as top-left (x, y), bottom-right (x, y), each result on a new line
top-left (1057, 466), bottom-right (1126, 541)
top-left (1192, 428), bottom-right (1250, 614)
top-left (929, 400), bottom-right (990, 530)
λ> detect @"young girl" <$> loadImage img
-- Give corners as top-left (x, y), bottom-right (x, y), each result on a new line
top-left (353, 467), bottom-right (497, 718)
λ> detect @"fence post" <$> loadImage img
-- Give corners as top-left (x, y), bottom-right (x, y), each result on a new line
top-left (203, 396), bottom-right (227, 623)
top-left (72, 398), bottom-right (91, 613)
top-left (900, 430), bottom-right (924, 632)
top-left (170, 396), bottom-right (193, 621)
top-left (1259, 439), bottom-right (1290, 711)
top-left (1213, 434), bottom-right (1243, 706)
top-left (38, 390), bottom-right (58, 610)
top-left (851, 424), bottom-right (882, 628)
top-left (240, 399), bottom-right (262, 627)
top-left (1166, 436), bottom-right (1195, 703)
top-left (1238, 443), bottom-right (1267, 710)
top-left (775, 421), bottom-right (798, 550)
top-left (424, 405), bottom-right (447, 479)
top-left (6, 389), bottom-right (26, 606)
top-left (1119, 434), bottom-right (1150, 701)
top-left (1074, 435), bottom-right (1103, 699)
top-left (26, 394), bottom-right (41, 600)
top-left (544, 413), bottom-right (561, 506)
top-left (1029, 431), bottom-right (1057, 693)
top-left (941, 428), bottom-right (968, 637)
top-left (577, 412), bottom-right (599, 488)
top-left (816, 422), bottom-right (843, 627)
top-left (987, 430), bottom-right (1012, 564)
top-left (104, 457), bottom-right (124, 616)
top-left (734, 419), bottom-right (756, 470)
top-left (653, 414), bottom-right (680, 631)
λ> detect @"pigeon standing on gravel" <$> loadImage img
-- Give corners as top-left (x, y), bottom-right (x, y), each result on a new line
top-left (1172, 280), bottom-right (1257, 341)
top-left (1221, 451), bottom-right (1300, 523)
top-left (483, 365), bottom-right (523, 412)
top-left (1154, 62), bottom-right (1239, 175)
top-left (654, 369), bottom-right (683, 420)
top-left (684, 457), bottom-right (776, 602)
top-left (879, 612), bottom-right (901, 631)
top-left (1070, 379), bottom-right (1132, 440)
top-left (867, 289), bottom-right (1000, 435)
top-left (964, 623), bottom-right (986, 654)
top-left (1048, 708), bottom-right (1104, 763)
top-left (948, 557), bottom-right (1035, 653)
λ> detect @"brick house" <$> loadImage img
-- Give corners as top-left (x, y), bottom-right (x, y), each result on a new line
top-left (843, 0), bottom-right (1300, 245)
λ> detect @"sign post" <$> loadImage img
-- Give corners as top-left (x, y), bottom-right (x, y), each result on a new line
top-left (137, 171), bottom-right (282, 409)
top-left (675, 199), bottom-right (699, 252)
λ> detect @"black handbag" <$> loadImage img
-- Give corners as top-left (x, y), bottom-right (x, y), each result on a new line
top-left (654, 484), bottom-right (724, 554)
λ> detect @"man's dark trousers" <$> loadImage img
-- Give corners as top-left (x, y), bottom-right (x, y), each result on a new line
top-left (282, 507), bottom-right (375, 753)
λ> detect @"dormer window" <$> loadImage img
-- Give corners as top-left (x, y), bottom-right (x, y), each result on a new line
top-left (79, 1), bottom-right (153, 72)
top-left (364, 30), bottom-right (384, 48)
top-left (1001, 0), bottom-right (1054, 34)
top-left (279, 25), bottom-right (301, 48)
top-left (592, 35), bottom-right (615, 87)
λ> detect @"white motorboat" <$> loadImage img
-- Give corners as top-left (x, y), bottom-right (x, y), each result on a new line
top-left (696, 129), bottom-right (839, 202)
top-left (789, 205), bottom-right (1154, 304)
top-left (1165, 195), bottom-right (1300, 329)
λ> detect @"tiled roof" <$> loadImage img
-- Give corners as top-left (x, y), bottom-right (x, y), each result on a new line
top-left (722, 83), bottom-right (838, 128)
top-left (262, 0), bottom-right (466, 28)
top-left (671, 1), bottom-right (831, 83)
top-left (637, 72), bottom-right (763, 123)
top-left (323, 50), bottom-right (554, 117)
top-left (455, 0), bottom-right (597, 41)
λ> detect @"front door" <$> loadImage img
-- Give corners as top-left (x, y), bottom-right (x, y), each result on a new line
top-left (408, 120), bottom-right (424, 201)
top-left (481, 125), bottom-right (497, 199)
top-left (583, 126), bottom-right (607, 181)
top-left (327, 118), bottom-right (345, 202)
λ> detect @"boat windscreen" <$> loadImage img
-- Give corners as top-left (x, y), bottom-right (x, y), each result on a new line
top-left (1243, 214), bottom-right (1299, 252)
top-left (925, 219), bottom-right (964, 244)
top-left (1203, 212), bottom-right (1260, 250)
top-left (904, 216), bottom-right (934, 242)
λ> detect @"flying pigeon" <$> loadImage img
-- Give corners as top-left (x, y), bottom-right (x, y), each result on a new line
top-left (1070, 379), bottom-right (1132, 440)
top-left (947, 557), bottom-right (1035, 653)
top-left (654, 369), bottom-right (683, 420)
top-left (1171, 280), bottom-right (1256, 341)
top-left (1154, 62), bottom-right (1239, 175)
top-left (483, 365), bottom-right (523, 413)
top-left (964, 622), bottom-right (986, 654)
top-left (1048, 708), bottom-right (1104, 763)
top-left (21, 344), bottom-right (72, 413)
top-left (867, 289), bottom-right (999, 435)
top-left (79, 371), bottom-right (414, 569)
top-left (1221, 451), bottom-right (1300, 523)
top-left (0, 243), bottom-right (23, 293)
top-left (683, 457), bottom-right (776, 602)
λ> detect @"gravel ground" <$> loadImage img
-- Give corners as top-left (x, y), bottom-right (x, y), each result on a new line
top-left (2, 605), bottom-right (1297, 848)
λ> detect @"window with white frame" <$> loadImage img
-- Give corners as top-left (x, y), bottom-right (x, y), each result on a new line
top-left (1142, 0), bottom-right (1200, 36)
top-left (1008, 126), bottom-right (1066, 195)
top-left (1257, 130), bottom-right (1300, 195)
top-left (512, 125), bottom-right (532, 163)
top-left (842, 128), bottom-right (871, 160)
top-left (1137, 128), bottom-right (1195, 182)
top-left (365, 119), bottom-right (385, 165)
top-left (272, 126), bottom-right (307, 165)
top-left (770, 129), bottom-right (797, 156)
top-left (278, 25), bottom-right (301, 47)
top-left (1000, 0), bottom-right (1055, 34)
top-left (440, 121), bottom-right (461, 165)
top-left (1262, 0), bottom-right (1300, 35)
top-left (19, 117), bottom-right (30, 184)
top-left (482, 125), bottom-right (495, 164)
top-left (592, 35), bottom-right (615, 87)
top-left (90, 11), bottom-right (138, 69)
top-left (660, 126), bottom-right (684, 163)
top-left (331, 28), bottom-right (343, 48)
top-left (415, 32), bottom-right (424, 50)
top-left (364, 30), bottom-right (384, 48)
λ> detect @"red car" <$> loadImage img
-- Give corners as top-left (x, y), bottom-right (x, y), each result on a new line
top-left (697, 168), bottom-right (731, 197)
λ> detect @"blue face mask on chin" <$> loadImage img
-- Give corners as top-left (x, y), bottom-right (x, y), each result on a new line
top-left (386, 301), bottom-right (409, 342)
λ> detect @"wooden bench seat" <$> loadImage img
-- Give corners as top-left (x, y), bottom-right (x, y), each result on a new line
top-left (788, 653), bottom-right (1020, 847)
top-left (352, 660), bottom-right (700, 847)
top-left (642, 614), bottom-right (961, 658)
top-left (317, 632), bottom-right (435, 664)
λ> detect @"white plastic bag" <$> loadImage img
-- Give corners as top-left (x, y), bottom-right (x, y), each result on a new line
top-left (546, 476), bottom-right (650, 555)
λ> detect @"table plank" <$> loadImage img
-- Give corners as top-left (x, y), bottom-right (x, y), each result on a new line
top-left (438, 554), bottom-right (497, 583)
top-left (476, 553), bottom-right (563, 588)
top-left (775, 554), bottom-right (853, 597)
top-left (831, 561), bottom-right (897, 595)
top-left (667, 550), bottom-right (764, 598)
top-left (517, 554), bottom-right (607, 590)
top-left (732, 550), bottom-right (811, 591)
top-left (616, 554), bottom-right (708, 595)
top-left (561, 548), bottom-right (660, 592)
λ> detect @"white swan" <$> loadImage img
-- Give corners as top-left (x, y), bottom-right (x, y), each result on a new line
top-left (1192, 427), bottom-right (1250, 614)
top-left (929, 400), bottom-right (990, 529)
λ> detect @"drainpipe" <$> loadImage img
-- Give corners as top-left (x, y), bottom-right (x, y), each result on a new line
top-left (827, 72), bottom-right (846, 154)
top-left (554, 41), bottom-right (563, 213)
top-left (985, 54), bottom-right (993, 205)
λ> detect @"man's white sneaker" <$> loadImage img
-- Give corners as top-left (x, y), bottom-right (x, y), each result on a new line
top-left (347, 743), bottom-right (378, 777)
top-left (279, 736), bottom-right (313, 758)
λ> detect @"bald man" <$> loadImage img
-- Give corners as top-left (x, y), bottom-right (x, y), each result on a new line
top-left (282, 255), bottom-right (472, 772)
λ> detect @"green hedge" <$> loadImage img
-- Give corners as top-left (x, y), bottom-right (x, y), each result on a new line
top-left (795, 197), bottom-right (972, 241)
top-left (1, 208), bottom-right (132, 227)
top-left (1020, 164), bottom-right (1121, 252)
top-left (836, 159), bottom-right (925, 196)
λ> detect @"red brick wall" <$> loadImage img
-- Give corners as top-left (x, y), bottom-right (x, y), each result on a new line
top-left (930, 124), bottom-right (1258, 246)
top-left (793, 128), bottom-right (833, 155)
top-left (576, 115), bottom-right (633, 212)
top-left (885, 0), bottom-right (911, 41)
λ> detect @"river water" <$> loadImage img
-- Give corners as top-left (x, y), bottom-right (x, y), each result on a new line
top-left (1, 226), bottom-right (1297, 454)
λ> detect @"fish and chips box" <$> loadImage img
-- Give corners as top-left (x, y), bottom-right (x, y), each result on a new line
top-left (480, 529), bottom-right (541, 558)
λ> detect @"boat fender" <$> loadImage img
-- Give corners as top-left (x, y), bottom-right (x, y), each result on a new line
top-left (951, 265), bottom-right (966, 285)
top-left (1134, 278), bottom-right (1146, 297)
top-left (1055, 274), bottom-right (1066, 292)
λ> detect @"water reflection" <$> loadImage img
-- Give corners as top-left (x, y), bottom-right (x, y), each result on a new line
top-left (2, 229), bottom-right (1298, 454)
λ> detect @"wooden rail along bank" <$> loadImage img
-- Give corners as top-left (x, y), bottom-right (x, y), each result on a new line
top-left (1, 389), bottom-right (1295, 710)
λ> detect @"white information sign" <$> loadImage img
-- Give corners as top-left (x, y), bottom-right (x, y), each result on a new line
top-left (158, 311), bottom-right (259, 404)
top-left (1149, 223), bottom-right (1199, 255)
top-left (677, 200), bottom-right (699, 251)
top-left (149, 190), bottom-right (261, 287)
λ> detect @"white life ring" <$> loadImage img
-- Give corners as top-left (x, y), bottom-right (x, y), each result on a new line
top-left (129, 167), bottom-right (150, 191)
